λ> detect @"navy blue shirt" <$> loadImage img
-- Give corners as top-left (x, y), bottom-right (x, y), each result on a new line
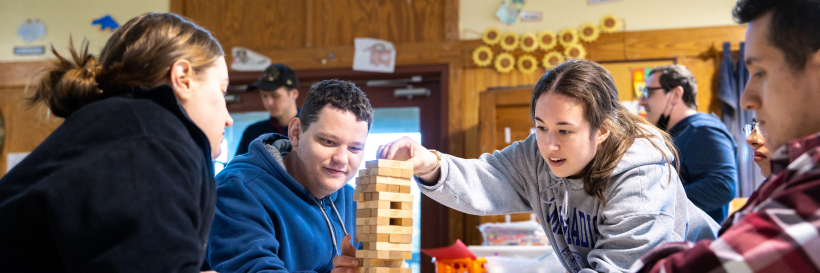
top-left (669, 113), bottom-right (738, 223)
top-left (235, 110), bottom-right (299, 156)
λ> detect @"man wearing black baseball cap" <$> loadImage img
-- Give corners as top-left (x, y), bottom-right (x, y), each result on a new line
top-left (235, 63), bottom-right (300, 156)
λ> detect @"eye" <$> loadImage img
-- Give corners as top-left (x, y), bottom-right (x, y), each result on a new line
top-left (559, 130), bottom-right (571, 135)
top-left (754, 71), bottom-right (765, 79)
top-left (536, 126), bottom-right (547, 132)
top-left (322, 139), bottom-right (334, 145)
top-left (349, 147), bottom-right (363, 153)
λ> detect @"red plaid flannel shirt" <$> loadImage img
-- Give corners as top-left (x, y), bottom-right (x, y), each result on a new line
top-left (630, 132), bottom-right (820, 273)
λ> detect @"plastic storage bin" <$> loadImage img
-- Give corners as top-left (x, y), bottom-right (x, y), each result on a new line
top-left (478, 220), bottom-right (548, 246)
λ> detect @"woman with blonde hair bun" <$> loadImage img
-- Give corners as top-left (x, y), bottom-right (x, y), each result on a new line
top-left (0, 13), bottom-right (233, 272)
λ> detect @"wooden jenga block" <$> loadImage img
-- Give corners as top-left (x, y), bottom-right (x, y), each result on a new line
top-left (365, 242), bottom-right (412, 251)
top-left (395, 218), bottom-right (413, 227)
top-left (353, 192), bottom-right (365, 202)
top-left (388, 234), bottom-right (412, 244)
top-left (366, 167), bottom-right (392, 177)
top-left (367, 209), bottom-right (412, 218)
top-left (357, 183), bottom-right (390, 193)
top-left (399, 185), bottom-right (411, 194)
top-left (387, 184), bottom-right (400, 193)
top-left (359, 200), bottom-right (391, 209)
top-left (400, 168), bottom-right (413, 178)
top-left (364, 192), bottom-right (414, 202)
top-left (373, 226), bottom-right (413, 234)
top-left (359, 169), bottom-right (369, 177)
top-left (390, 251), bottom-right (413, 260)
top-left (355, 267), bottom-right (411, 273)
top-left (356, 225), bottom-right (370, 234)
top-left (357, 209), bottom-right (372, 218)
top-left (357, 217), bottom-right (391, 226)
top-left (357, 233), bottom-right (390, 242)
top-left (387, 201), bottom-right (413, 210)
top-left (368, 176), bottom-right (411, 187)
top-left (366, 159), bottom-right (414, 170)
top-left (355, 250), bottom-right (413, 260)
top-left (360, 258), bottom-right (404, 267)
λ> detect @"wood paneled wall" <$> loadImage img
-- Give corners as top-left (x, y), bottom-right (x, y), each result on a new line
top-left (0, 61), bottom-right (63, 177)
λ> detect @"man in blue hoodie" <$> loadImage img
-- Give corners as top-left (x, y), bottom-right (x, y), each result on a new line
top-left (639, 65), bottom-right (738, 223)
top-left (206, 79), bottom-right (372, 273)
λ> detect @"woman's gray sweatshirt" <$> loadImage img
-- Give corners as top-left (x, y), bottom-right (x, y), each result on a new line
top-left (418, 125), bottom-right (719, 273)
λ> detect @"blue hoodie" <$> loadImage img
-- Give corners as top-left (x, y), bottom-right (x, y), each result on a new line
top-left (206, 133), bottom-right (359, 273)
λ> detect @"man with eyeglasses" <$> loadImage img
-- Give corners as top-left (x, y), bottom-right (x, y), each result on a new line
top-left (639, 64), bottom-right (738, 223)
top-left (632, 0), bottom-right (820, 271)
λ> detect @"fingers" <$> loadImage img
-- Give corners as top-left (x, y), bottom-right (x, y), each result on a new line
top-left (332, 255), bottom-right (359, 267)
top-left (341, 234), bottom-right (356, 257)
top-left (331, 267), bottom-right (355, 273)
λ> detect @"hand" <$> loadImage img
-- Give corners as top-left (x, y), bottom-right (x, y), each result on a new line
top-left (331, 235), bottom-right (358, 273)
top-left (377, 137), bottom-right (438, 176)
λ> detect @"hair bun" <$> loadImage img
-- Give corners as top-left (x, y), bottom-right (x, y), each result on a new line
top-left (31, 39), bottom-right (103, 117)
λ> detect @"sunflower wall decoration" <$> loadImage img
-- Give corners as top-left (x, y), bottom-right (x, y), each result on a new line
top-left (517, 55), bottom-right (538, 74)
top-left (600, 15), bottom-right (621, 34)
top-left (537, 30), bottom-right (557, 51)
top-left (542, 51), bottom-right (564, 69)
top-left (558, 28), bottom-right (579, 48)
top-left (494, 53), bottom-right (515, 73)
top-left (578, 23), bottom-right (600, 43)
top-left (482, 27), bottom-right (502, 45)
top-left (499, 32), bottom-right (519, 51)
top-left (564, 44), bottom-right (587, 60)
top-left (472, 46), bottom-right (493, 67)
top-left (520, 32), bottom-right (538, 53)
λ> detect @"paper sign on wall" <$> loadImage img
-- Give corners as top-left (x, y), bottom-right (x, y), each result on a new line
top-left (231, 47), bottom-right (271, 71)
top-left (7, 152), bottom-right (30, 172)
top-left (353, 38), bottom-right (396, 73)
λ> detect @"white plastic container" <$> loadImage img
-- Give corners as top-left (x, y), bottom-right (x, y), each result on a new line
top-left (478, 220), bottom-right (548, 246)
top-left (484, 254), bottom-right (565, 273)
top-left (467, 245), bottom-right (553, 259)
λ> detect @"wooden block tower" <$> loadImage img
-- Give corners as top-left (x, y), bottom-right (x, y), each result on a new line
top-left (353, 159), bottom-right (415, 273)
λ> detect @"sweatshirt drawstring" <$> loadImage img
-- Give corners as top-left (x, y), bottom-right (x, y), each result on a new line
top-left (310, 195), bottom-right (347, 256)
top-left (547, 178), bottom-right (570, 221)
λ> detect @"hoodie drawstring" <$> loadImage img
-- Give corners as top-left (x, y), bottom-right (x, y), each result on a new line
top-left (547, 178), bottom-right (571, 222)
top-left (310, 196), bottom-right (347, 256)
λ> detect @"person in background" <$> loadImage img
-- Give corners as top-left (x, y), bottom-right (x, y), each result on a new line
top-left (206, 79), bottom-right (369, 273)
top-left (745, 119), bottom-right (772, 177)
top-left (639, 65), bottom-right (738, 223)
top-left (236, 63), bottom-right (300, 156)
top-left (631, 0), bottom-right (820, 271)
top-left (378, 60), bottom-right (718, 273)
top-left (0, 13), bottom-right (232, 272)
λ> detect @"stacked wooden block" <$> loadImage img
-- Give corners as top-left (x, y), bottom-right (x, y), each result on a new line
top-left (354, 159), bottom-right (414, 273)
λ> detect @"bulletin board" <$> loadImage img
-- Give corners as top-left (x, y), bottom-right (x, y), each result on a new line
top-left (599, 58), bottom-right (677, 102)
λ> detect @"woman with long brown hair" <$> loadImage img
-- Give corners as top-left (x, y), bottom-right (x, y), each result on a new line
top-left (378, 60), bottom-right (718, 273)
top-left (0, 13), bottom-right (232, 272)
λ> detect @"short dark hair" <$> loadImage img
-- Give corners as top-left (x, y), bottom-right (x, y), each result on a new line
top-left (300, 79), bottom-right (373, 131)
top-left (649, 65), bottom-right (698, 109)
top-left (733, 0), bottom-right (820, 71)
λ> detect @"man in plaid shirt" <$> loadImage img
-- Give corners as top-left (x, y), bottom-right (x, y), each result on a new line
top-left (630, 0), bottom-right (820, 272)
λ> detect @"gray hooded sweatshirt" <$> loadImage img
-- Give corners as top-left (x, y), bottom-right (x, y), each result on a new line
top-left (418, 125), bottom-right (719, 273)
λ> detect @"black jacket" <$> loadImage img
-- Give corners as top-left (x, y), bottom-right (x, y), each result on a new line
top-left (0, 85), bottom-right (216, 272)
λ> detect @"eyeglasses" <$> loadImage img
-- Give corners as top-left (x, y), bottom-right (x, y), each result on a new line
top-left (743, 120), bottom-right (760, 138)
top-left (640, 86), bottom-right (666, 100)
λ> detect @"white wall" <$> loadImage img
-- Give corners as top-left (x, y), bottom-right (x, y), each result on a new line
top-left (460, 0), bottom-right (741, 40)
top-left (1, 0), bottom-right (168, 62)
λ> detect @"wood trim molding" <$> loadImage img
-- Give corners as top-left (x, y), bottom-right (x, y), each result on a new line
top-left (444, 0), bottom-right (459, 42)
top-left (0, 61), bottom-right (48, 88)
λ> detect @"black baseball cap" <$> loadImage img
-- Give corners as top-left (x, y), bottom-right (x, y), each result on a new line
top-left (247, 63), bottom-right (299, 92)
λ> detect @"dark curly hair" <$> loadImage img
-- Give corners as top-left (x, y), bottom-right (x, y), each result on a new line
top-left (299, 79), bottom-right (373, 131)
top-left (733, 0), bottom-right (820, 71)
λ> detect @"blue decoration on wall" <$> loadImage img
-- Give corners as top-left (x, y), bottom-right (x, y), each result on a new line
top-left (93, 15), bottom-right (119, 31)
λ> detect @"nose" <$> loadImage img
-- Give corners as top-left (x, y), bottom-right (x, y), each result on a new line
top-left (638, 96), bottom-right (648, 106)
top-left (740, 79), bottom-right (760, 111)
top-left (545, 132), bottom-right (560, 151)
top-left (330, 147), bottom-right (349, 168)
top-left (225, 114), bottom-right (234, 128)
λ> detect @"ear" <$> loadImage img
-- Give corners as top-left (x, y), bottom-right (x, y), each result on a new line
top-left (670, 86), bottom-right (685, 106)
top-left (289, 88), bottom-right (299, 100)
top-left (808, 47), bottom-right (820, 76)
top-left (596, 120), bottom-right (612, 145)
top-left (170, 59), bottom-right (195, 101)
top-left (288, 118), bottom-right (303, 148)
